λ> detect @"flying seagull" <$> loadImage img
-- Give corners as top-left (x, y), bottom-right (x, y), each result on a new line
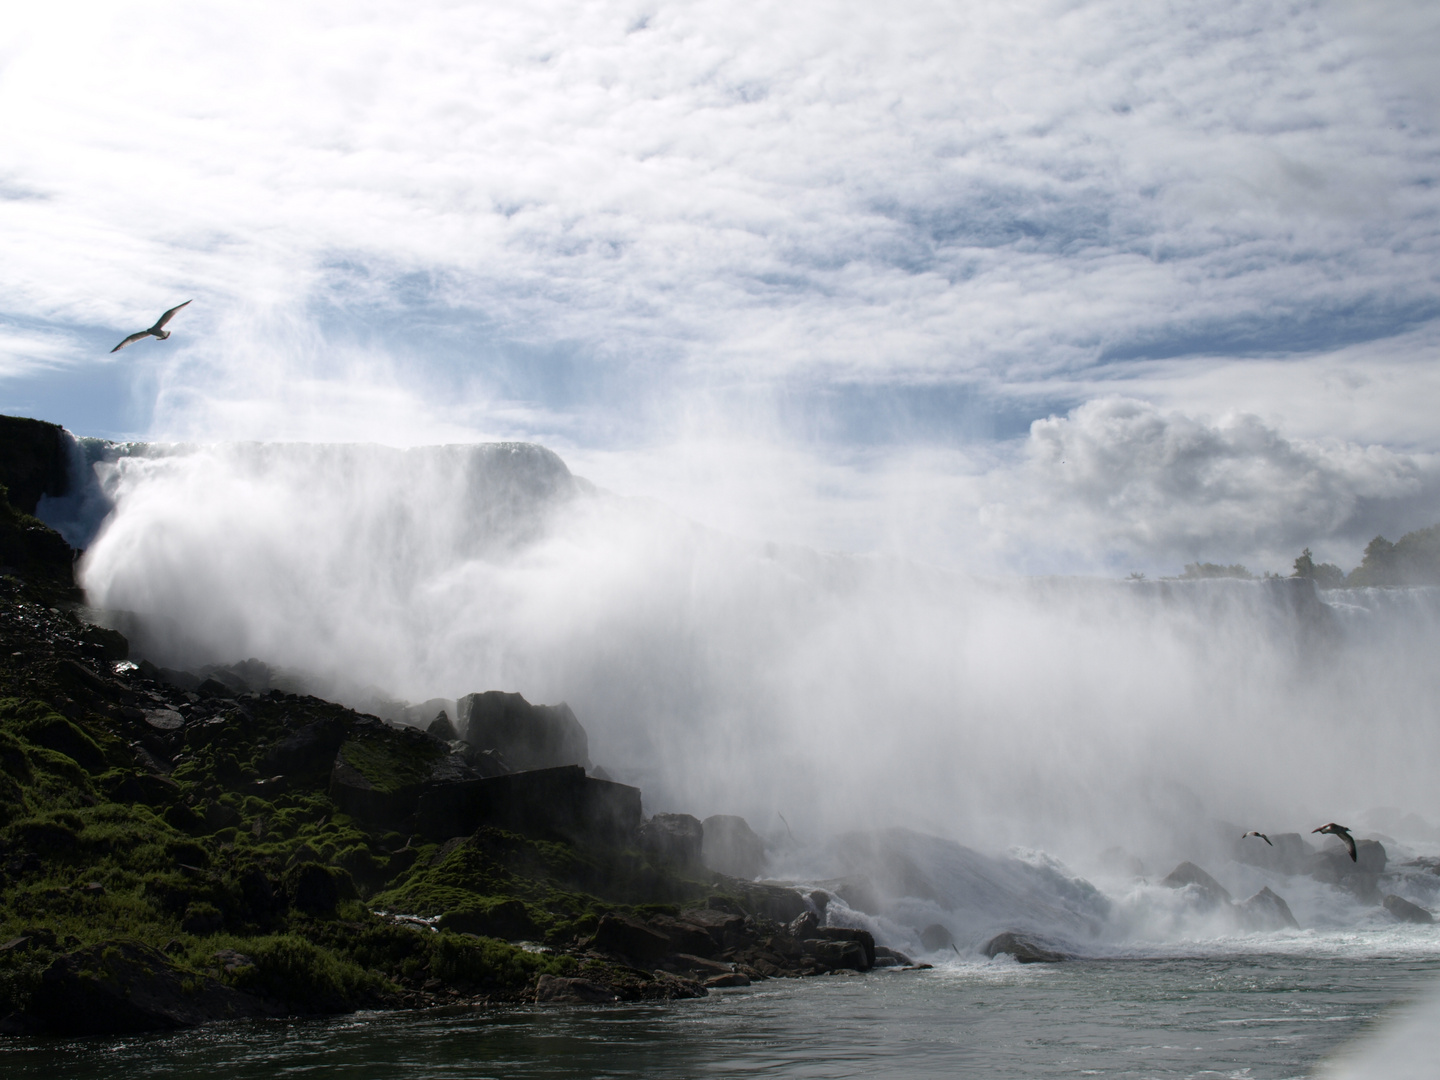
top-left (1313, 822), bottom-right (1357, 862)
top-left (111, 300), bottom-right (192, 353)
top-left (1241, 830), bottom-right (1273, 846)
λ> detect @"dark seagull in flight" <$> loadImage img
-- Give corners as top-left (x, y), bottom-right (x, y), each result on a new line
top-left (1313, 822), bottom-right (1357, 862)
top-left (111, 300), bottom-right (192, 353)
top-left (1241, 830), bottom-right (1273, 846)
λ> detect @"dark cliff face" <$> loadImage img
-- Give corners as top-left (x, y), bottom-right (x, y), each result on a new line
top-left (0, 416), bottom-right (72, 517)
top-left (0, 417), bottom-right (77, 596)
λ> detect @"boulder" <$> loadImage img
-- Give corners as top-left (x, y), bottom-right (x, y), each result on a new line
top-left (286, 862), bottom-right (339, 915)
top-left (415, 765), bottom-right (642, 845)
top-left (677, 907), bottom-right (746, 950)
top-left (639, 813), bottom-right (704, 869)
top-left (789, 911), bottom-right (819, 939)
top-left (919, 923), bottom-right (955, 952)
top-left (701, 814), bottom-right (767, 878)
top-left (649, 914), bottom-right (723, 958)
top-left (733, 882), bottom-right (810, 925)
top-left (590, 912), bottom-right (674, 962)
top-left (1161, 862), bottom-right (1233, 908)
top-left (456, 690), bottom-right (590, 771)
top-left (28, 940), bottom-right (270, 1034)
top-left (805, 938), bottom-right (867, 971)
top-left (439, 899), bottom-right (538, 940)
top-left (427, 711), bottom-right (458, 742)
top-left (535, 974), bottom-right (618, 1004)
top-left (982, 931), bottom-right (1071, 963)
top-left (1382, 894), bottom-right (1434, 924)
top-left (817, 926), bottom-right (875, 969)
top-left (1237, 886), bottom-right (1299, 930)
top-left (873, 945), bottom-right (914, 968)
top-left (263, 718), bottom-right (348, 776)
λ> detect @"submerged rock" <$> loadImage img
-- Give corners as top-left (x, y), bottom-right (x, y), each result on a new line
top-left (28, 940), bottom-right (271, 1035)
top-left (1382, 894), bottom-right (1434, 924)
top-left (982, 931), bottom-right (1071, 964)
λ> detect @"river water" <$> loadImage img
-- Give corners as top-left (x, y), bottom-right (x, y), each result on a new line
top-left (5, 938), bottom-right (1438, 1079)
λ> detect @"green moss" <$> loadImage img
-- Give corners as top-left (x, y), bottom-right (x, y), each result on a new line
top-left (335, 728), bottom-right (443, 794)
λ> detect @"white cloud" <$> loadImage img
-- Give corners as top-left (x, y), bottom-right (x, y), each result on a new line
top-left (3, 0), bottom-right (1440, 571)
top-left (981, 397), bottom-right (1439, 573)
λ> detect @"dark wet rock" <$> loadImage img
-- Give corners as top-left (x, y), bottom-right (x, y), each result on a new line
top-left (817, 926), bottom-right (875, 969)
top-left (805, 938), bottom-right (867, 971)
top-left (196, 677), bottom-right (236, 699)
top-left (456, 690), bottom-right (590, 771)
top-left (670, 952), bottom-right (734, 977)
top-left (416, 765), bottom-right (642, 845)
top-left (590, 912), bottom-right (673, 962)
top-left (427, 710), bottom-right (458, 741)
top-left (1382, 894), bottom-right (1434, 924)
top-left (263, 718), bottom-right (348, 776)
top-left (1161, 862), bottom-right (1233, 908)
top-left (982, 931), bottom-right (1071, 963)
top-left (0, 415), bottom-right (72, 516)
top-left (535, 974), bottom-right (617, 1003)
top-left (79, 623), bottom-right (129, 661)
top-left (704, 971), bottom-right (751, 988)
top-left (919, 923), bottom-right (954, 952)
top-left (790, 910), bottom-right (819, 939)
top-left (731, 882), bottom-right (809, 925)
top-left (701, 814), bottom-right (766, 878)
top-left (639, 813), bottom-right (704, 869)
top-left (286, 862), bottom-right (339, 915)
top-left (677, 907), bottom-right (746, 950)
top-left (873, 945), bottom-right (914, 967)
top-left (439, 899), bottom-right (538, 940)
top-left (649, 913), bottom-right (722, 958)
top-left (1237, 886), bottom-right (1299, 930)
top-left (27, 940), bottom-right (271, 1034)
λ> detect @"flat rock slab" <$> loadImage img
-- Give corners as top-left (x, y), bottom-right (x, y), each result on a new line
top-left (143, 708), bottom-right (185, 731)
top-left (29, 940), bottom-right (272, 1035)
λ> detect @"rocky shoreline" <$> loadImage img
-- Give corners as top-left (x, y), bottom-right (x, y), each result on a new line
top-left (0, 415), bottom-right (929, 1038)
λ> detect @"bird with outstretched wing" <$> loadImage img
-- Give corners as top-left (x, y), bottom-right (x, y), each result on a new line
top-left (111, 300), bottom-right (192, 353)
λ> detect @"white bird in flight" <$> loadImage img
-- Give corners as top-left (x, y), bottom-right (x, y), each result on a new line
top-left (111, 300), bottom-right (192, 353)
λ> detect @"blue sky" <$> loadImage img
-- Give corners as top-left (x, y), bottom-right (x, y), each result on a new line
top-left (3, 0), bottom-right (1439, 574)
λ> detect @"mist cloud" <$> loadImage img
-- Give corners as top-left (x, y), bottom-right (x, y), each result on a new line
top-left (982, 398), bottom-right (1440, 573)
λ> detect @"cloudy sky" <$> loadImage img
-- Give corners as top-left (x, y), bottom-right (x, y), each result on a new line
top-left (3, 0), bottom-right (1439, 575)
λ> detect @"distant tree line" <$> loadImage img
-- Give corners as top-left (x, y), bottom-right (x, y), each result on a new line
top-left (1164, 523), bottom-right (1440, 589)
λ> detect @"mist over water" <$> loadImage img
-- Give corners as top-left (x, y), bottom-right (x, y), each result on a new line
top-left (59, 435), bottom-right (1440, 883)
